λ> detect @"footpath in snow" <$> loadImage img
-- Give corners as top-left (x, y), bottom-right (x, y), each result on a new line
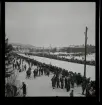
top-left (16, 59), bottom-right (85, 97)
top-left (18, 53), bottom-right (95, 81)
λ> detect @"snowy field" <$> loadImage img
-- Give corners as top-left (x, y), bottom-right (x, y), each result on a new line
top-left (57, 53), bottom-right (95, 61)
top-left (18, 53), bottom-right (95, 81)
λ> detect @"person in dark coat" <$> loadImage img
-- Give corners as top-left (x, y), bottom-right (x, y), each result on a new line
top-left (70, 90), bottom-right (74, 97)
top-left (13, 63), bottom-right (15, 70)
top-left (36, 69), bottom-right (38, 76)
top-left (60, 76), bottom-right (64, 89)
top-left (18, 63), bottom-right (20, 70)
top-left (66, 77), bottom-right (70, 92)
top-left (86, 82), bottom-right (91, 97)
top-left (38, 68), bottom-right (40, 76)
top-left (19, 68), bottom-right (21, 72)
top-left (47, 70), bottom-right (50, 77)
top-left (24, 65), bottom-right (26, 71)
top-left (65, 76), bottom-right (67, 89)
top-left (51, 76), bottom-right (55, 89)
top-left (33, 70), bottom-right (35, 78)
top-left (44, 68), bottom-right (46, 75)
top-left (34, 69), bottom-right (37, 78)
top-left (22, 82), bottom-right (26, 97)
top-left (56, 77), bottom-right (60, 88)
top-left (91, 88), bottom-right (96, 97)
top-left (12, 85), bottom-right (17, 97)
top-left (26, 69), bottom-right (31, 79)
top-left (71, 77), bottom-right (74, 88)
top-left (15, 63), bottom-right (17, 69)
top-left (16, 61), bottom-right (19, 69)
top-left (41, 68), bottom-right (43, 75)
top-left (82, 80), bottom-right (86, 95)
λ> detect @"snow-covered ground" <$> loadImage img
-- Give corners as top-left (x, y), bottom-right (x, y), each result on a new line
top-left (18, 53), bottom-right (95, 81)
top-left (43, 52), bottom-right (95, 61)
top-left (50, 52), bottom-right (84, 55)
top-left (16, 59), bottom-right (85, 97)
top-left (58, 53), bottom-right (95, 61)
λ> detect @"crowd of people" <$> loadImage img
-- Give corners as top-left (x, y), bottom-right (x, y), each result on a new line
top-left (6, 55), bottom-right (27, 97)
top-left (5, 67), bottom-right (26, 97)
top-left (11, 53), bottom-right (96, 97)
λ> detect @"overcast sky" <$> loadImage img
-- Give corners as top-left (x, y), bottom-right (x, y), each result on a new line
top-left (5, 2), bottom-right (95, 47)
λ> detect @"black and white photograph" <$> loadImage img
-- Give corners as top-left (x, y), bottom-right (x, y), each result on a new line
top-left (5, 2), bottom-right (96, 97)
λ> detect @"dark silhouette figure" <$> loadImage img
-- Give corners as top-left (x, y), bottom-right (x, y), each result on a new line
top-left (22, 82), bottom-right (26, 97)
top-left (60, 77), bottom-right (64, 89)
top-left (70, 90), bottom-right (74, 97)
top-left (51, 76), bottom-right (55, 89)
top-left (24, 65), bottom-right (26, 71)
top-left (66, 77), bottom-right (70, 92)
top-left (65, 77), bottom-right (67, 89)
top-left (82, 80), bottom-right (86, 95)
top-left (56, 77), bottom-right (60, 88)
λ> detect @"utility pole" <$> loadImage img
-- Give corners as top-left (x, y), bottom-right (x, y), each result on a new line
top-left (84, 26), bottom-right (88, 78)
top-left (50, 44), bottom-right (52, 54)
top-left (43, 46), bottom-right (44, 56)
top-left (49, 44), bottom-right (51, 55)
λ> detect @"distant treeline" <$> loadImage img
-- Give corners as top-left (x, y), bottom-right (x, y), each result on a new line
top-left (29, 46), bottom-right (95, 53)
top-left (13, 45), bottom-right (95, 54)
top-left (25, 52), bottom-right (95, 66)
top-left (59, 46), bottom-right (95, 53)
